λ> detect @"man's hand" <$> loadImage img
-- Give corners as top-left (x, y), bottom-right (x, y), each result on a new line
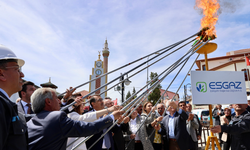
top-left (112, 110), bottom-right (125, 120)
top-left (63, 87), bottom-right (76, 100)
top-left (123, 116), bottom-right (130, 124)
top-left (130, 134), bottom-right (136, 140)
top-left (156, 116), bottom-right (163, 122)
top-left (154, 124), bottom-right (161, 130)
top-left (108, 105), bottom-right (122, 112)
top-left (187, 114), bottom-right (194, 122)
top-left (117, 115), bottom-right (124, 124)
top-left (74, 97), bottom-right (85, 107)
top-left (210, 125), bottom-right (221, 133)
top-left (223, 117), bottom-right (229, 124)
top-left (197, 135), bottom-right (201, 140)
top-left (217, 112), bottom-right (220, 115)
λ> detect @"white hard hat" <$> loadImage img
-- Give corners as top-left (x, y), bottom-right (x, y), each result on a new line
top-left (0, 45), bottom-right (25, 66)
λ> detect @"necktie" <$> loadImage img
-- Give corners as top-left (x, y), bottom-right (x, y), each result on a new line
top-left (26, 103), bottom-right (32, 114)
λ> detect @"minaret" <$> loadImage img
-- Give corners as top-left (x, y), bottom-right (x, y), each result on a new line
top-left (102, 39), bottom-right (109, 96)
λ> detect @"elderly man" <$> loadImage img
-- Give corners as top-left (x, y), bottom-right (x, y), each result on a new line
top-left (0, 45), bottom-right (28, 149)
top-left (27, 88), bottom-right (123, 150)
top-left (211, 103), bottom-right (250, 150)
top-left (155, 100), bottom-right (189, 150)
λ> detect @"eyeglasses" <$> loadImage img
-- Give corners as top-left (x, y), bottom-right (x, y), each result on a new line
top-left (4, 65), bottom-right (22, 72)
top-left (97, 98), bottom-right (103, 102)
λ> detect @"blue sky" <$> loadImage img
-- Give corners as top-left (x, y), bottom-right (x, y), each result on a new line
top-left (1, 0), bottom-right (250, 103)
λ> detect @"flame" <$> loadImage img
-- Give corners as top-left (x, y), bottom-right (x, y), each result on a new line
top-left (195, 0), bottom-right (220, 37)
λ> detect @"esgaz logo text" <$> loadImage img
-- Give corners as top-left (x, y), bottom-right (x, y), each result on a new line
top-left (209, 82), bottom-right (242, 89)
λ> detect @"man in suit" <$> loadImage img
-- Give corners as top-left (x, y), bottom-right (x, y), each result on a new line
top-left (86, 95), bottom-right (121, 150)
top-left (27, 88), bottom-right (124, 150)
top-left (186, 104), bottom-right (200, 150)
top-left (0, 45), bottom-right (28, 150)
top-left (17, 81), bottom-right (36, 122)
top-left (155, 100), bottom-right (189, 150)
top-left (104, 97), bottom-right (129, 150)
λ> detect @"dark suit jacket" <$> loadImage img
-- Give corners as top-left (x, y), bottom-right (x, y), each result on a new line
top-left (85, 109), bottom-right (119, 150)
top-left (27, 110), bottom-right (113, 150)
top-left (194, 114), bottom-right (202, 137)
top-left (0, 91), bottom-right (28, 150)
top-left (113, 123), bottom-right (129, 150)
top-left (17, 101), bottom-right (35, 122)
top-left (159, 110), bottom-right (189, 150)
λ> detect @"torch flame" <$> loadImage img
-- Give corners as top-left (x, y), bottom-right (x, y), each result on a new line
top-left (195, 0), bottom-right (220, 37)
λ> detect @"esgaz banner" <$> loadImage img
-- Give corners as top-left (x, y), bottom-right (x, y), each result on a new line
top-left (191, 71), bottom-right (247, 104)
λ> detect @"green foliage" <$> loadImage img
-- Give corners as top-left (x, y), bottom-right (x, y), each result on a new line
top-left (148, 72), bottom-right (162, 105)
top-left (132, 87), bottom-right (137, 99)
top-left (126, 91), bottom-right (131, 100)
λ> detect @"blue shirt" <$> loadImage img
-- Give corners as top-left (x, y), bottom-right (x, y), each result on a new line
top-left (159, 109), bottom-right (183, 139)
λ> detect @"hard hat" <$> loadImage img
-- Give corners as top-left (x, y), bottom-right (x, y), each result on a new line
top-left (0, 45), bottom-right (25, 66)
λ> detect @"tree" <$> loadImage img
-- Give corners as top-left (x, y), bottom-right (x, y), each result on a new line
top-left (132, 87), bottom-right (137, 99)
top-left (148, 72), bottom-right (162, 105)
top-left (126, 91), bottom-right (131, 100)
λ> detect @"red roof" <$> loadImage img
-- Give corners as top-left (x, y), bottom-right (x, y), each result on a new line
top-left (159, 89), bottom-right (179, 99)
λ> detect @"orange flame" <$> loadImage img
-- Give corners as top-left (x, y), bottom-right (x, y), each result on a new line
top-left (195, 0), bottom-right (220, 37)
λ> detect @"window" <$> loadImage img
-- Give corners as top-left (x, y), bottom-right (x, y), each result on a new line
top-left (202, 65), bottom-right (206, 71)
top-left (242, 69), bottom-right (250, 81)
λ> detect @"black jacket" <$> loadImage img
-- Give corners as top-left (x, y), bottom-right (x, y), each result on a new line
top-left (221, 111), bottom-right (250, 150)
top-left (0, 91), bottom-right (28, 150)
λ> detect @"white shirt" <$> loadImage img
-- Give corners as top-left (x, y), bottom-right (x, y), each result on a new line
top-left (20, 100), bottom-right (31, 114)
top-left (0, 88), bottom-right (9, 99)
top-left (130, 118), bottom-right (140, 140)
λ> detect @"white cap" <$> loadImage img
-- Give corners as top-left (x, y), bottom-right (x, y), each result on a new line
top-left (0, 45), bottom-right (25, 66)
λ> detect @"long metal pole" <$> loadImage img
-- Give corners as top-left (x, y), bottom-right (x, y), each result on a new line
top-left (70, 38), bottom-right (204, 149)
top-left (59, 32), bottom-right (198, 97)
top-left (121, 74), bottom-right (124, 103)
top-left (61, 38), bottom-right (193, 111)
top-left (87, 41), bottom-right (204, 150)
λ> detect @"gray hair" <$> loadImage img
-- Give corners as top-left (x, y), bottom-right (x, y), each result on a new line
top-left (31, 88), bottom-right (55, 114)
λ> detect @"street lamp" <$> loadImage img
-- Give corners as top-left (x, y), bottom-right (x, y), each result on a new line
top-left (114, 73), bottom-right (132, 103)
top-left (184, 83), bottom-right (191, 103)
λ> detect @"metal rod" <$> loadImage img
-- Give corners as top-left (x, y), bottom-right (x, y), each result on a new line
top-left (69, 36), bottom-right (204, 149)
top-left (61, 38), bottom-right (191, 111)
top-left (59, 32), bottom-right (198, 97)
top-left (87, 44), bottom-right (200, 150)
top-left (125, 48), bottom-right (200, 149)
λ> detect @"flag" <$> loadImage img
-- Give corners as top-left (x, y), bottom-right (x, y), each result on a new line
top-left (113, 98), bottom-right (118, 105)
top-left (246, 56), bottom-right (250, 66)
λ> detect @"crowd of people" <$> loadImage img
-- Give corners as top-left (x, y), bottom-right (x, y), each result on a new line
top-left (1, 45), bottom-right (250, 150)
